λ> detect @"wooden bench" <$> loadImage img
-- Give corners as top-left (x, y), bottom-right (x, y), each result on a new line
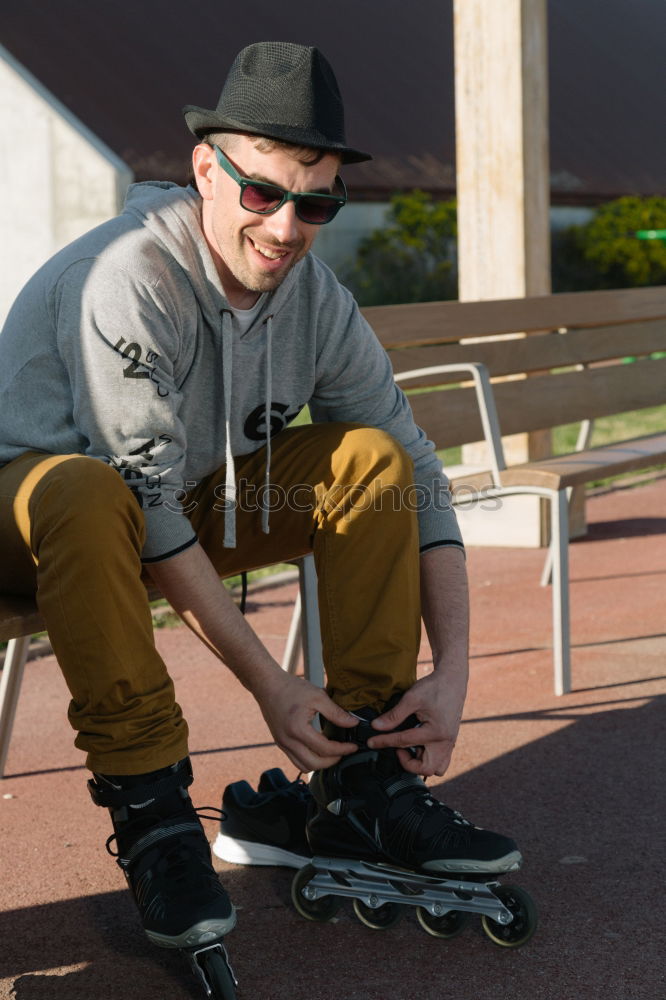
top-left (363, 285), bottom-right (666, 696)
top-left (2, 286), bottom-right (664, 773)
top-left (0, 557), bottom-right (323, 778)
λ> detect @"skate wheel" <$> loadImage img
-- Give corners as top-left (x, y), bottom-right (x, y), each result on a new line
top-left (416, 906), bottom-right (471, 939)
top-left (197, 948), bottom-right (237, 1000)
top-left (480, 884), bottom-right (538, 948)
top-left (353, 898), bottom-right (403, 930)
top-left (291, 864), bottom-right (341, 923)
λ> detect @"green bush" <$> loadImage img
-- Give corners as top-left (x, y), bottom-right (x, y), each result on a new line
top-left (553, 196), bottom-right (666, 292)
top-left (345, 192), bottom-right (666, 302)
top-left (342, 191), bottom-right (458, 306)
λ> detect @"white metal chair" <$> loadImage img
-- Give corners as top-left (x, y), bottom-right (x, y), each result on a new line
top-left (394, 363), bottom-right (572, 697)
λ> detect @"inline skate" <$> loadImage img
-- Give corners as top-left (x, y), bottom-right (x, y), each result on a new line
top-left (291, 709), bottom-right (537, 947)
top-left (89, 756), bottom-right (238, 998)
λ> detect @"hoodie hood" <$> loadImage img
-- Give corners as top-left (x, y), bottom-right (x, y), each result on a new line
top-left (122, 182), bottom-right (302, 334)
top-left (122, 181), bottom-right (303, 546)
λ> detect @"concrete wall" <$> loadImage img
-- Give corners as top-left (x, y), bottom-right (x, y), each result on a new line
top-left (0, 45), bottom-right (133, 325)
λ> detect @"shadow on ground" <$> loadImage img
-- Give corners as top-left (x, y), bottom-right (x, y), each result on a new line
top-left (2, 690), bottom-right (663, 1000)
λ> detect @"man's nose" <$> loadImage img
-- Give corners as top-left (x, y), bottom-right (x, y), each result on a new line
top-left (264, 200), bottom-right (301, 245)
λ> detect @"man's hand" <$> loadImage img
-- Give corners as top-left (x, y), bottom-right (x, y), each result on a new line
top-left (366, 671), bottom-right (466, 777)
top-left (257, 670), bottom-right (358, 772)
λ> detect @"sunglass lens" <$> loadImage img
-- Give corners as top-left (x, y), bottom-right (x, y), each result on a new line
top-left (297, 197), bottom-right (341, 224)
top-left (241, 182), bottom-right (284, 213)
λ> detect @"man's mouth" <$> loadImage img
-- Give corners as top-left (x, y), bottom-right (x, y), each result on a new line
top-left (248, 236), bottom-right (290, 261)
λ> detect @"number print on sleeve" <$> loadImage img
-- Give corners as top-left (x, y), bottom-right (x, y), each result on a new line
top-left (113, 338), bottom-right (169, 397)
top-left (104, 435), bottom-right (173, 510)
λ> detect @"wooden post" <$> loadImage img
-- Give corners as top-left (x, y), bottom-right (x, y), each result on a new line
top-left (454, 0), bottom-right (551, 308)
top-left (452, 0), bottom-right (585, 542)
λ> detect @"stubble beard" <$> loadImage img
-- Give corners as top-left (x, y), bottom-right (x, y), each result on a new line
top-left (217, 218), bottom-right (307, 295)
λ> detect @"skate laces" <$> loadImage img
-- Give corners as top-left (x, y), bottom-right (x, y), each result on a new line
top-left (422, 792), bottom-right (473, 827)
top-left (385, 785), bottom-right (475, 859)
top-left (285, 774), bottom-right (311, 802)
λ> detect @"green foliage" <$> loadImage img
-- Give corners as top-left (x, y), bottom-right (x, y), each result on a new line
top-left (345, 192), bottom-right (666, 301)
top-left (343, 191), bottom-right (458, 306)
top-left (553, 196), bottom-right (666, 292)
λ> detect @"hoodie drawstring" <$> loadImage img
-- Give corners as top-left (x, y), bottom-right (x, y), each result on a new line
top-left (221, 309), bottom-right (236, 548)
top-left (220, 310), bottom-right (274, 549)
top-left (262, 315), bottom-right (273, 536)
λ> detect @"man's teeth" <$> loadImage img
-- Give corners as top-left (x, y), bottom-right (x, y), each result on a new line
top-left (250, 239), bottom-right (287, 260)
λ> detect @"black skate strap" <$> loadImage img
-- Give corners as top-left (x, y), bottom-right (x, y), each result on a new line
top-left (120, 819), bottom-right (204, 867)
top-left (88, 766), bottom-right (193, 809)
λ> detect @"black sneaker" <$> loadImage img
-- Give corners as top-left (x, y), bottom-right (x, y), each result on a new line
top-left (213, 769), bottom-right (312, 869)
top-left (308, 709), bottom-right (522, 875)
top-left (89, 757), bottom-right (236, 948)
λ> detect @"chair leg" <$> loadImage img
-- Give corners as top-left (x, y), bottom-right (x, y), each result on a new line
top-left (0, 636), bottom-right (31, 778)
top-left (540, 542), bottom-right (554, 588)
top-left (541, 484), bottom-right (573, 587)
top-left (550, 490), bottom-right (572, 696)
top-left (281, 590), bottom-right (303, 675)
top-left (298, 554), bottom-right (325, 689)
top-left (541, 420), bottom-right (593, 588)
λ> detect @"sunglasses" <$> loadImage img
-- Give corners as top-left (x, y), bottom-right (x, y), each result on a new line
top-left (213, 145), bottom-right (347, 225)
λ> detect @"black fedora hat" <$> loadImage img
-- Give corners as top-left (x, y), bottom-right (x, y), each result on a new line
top-left (183, 41), bottom-right (372, 164)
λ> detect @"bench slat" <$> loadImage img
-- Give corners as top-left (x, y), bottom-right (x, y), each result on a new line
top-left (390, 320), bottom-right (666, 382)
top-left (500, 433), bottom-right (666, 490)
top-left (365, 286), bottom-right (666, 348)
top-left (408, 358), bottom-right (666, 448)
top-left (0, 597), bottom-right (44, 643)
top-left (447, 432), bottom-right (666, 493)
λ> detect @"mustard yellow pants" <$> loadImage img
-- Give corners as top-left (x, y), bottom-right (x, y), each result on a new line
top-left (0, 423), bottom-right (420, 773)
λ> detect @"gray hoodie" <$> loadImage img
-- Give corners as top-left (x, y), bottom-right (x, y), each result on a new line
top-left (0, 182), bottom-right (462, 560)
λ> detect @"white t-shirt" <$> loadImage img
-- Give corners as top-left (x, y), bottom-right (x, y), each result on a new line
top-left (228, 294), bottom-right (267, 335)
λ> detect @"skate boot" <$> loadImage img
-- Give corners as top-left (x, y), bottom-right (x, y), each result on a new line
top-left (88, 756), bottom-right (236, 950)
top-left (308, 708), bottom-right (521, 875)
top-left (213, 768), bottom-right (312, 869)
top-left (292, 708), bottom-right (536, 947)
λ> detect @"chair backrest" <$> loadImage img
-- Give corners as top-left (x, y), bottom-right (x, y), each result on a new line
top-left (364, 287), bottom-right (666, 450)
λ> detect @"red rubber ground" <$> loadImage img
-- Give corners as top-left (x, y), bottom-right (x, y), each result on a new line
top-left (1, 479), bottom-right (664, 1000)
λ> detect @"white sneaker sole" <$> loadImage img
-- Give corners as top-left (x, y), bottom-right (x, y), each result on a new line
top-left (213, 832), bottom-right (310, 869)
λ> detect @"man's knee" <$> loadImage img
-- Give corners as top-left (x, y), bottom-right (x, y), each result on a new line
top-left (340, 425), bottom-right (414, 486)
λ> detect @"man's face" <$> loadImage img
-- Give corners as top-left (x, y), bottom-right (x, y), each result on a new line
top-left (197, 135), bottom-right (340, 307)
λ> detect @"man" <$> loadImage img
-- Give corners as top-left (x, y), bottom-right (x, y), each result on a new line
top-left (0, 42), bottom-right (518, 953)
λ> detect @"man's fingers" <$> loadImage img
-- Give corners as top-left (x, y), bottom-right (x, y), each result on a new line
top-left (305, 730), bottom-right (357, 758)
top-left (396, 745), bottom-right (453, 777)
top-left (371, 695), bottom-right (415, 731)
top-left (367, 726), bottom-right (426, 750)
top-left (396, 750), bottom-right (427, 774)
top-left (280, 724), bottom-right (357, 772)
top-left (316, 695), bottom-right (359, 729)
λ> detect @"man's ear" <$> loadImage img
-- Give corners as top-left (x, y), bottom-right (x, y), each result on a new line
top-left (192, 143), bottom-right (216, 200)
